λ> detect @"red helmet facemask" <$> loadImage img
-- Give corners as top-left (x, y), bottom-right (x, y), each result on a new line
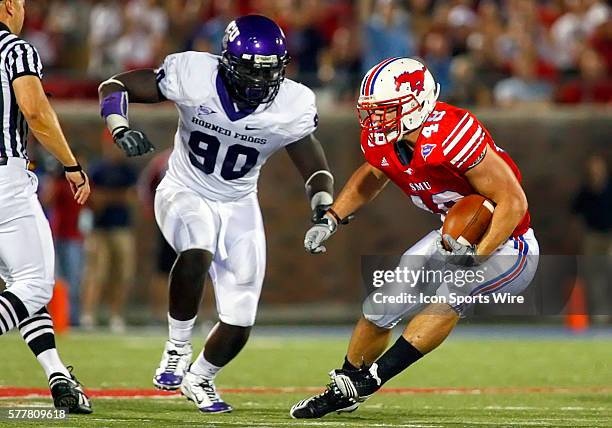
top-left (357, 93), bottom-right (421, 146)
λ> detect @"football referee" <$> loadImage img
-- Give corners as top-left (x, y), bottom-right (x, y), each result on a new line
top-left (0, 0), bottom-right (92, 413)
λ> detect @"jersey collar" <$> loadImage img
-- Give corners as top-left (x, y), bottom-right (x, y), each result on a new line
top-left (215, 73), bottom-right (256, 122)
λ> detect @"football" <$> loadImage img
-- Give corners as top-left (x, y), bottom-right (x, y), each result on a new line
top-left (442, 194), bottom-right (495, 249)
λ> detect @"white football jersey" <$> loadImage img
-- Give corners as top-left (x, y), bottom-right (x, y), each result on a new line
top-left (156, 52), bottom-right (318, 201)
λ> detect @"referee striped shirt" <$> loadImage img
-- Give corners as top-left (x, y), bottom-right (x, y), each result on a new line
top-left (0, 22), bottom-right (43, 160)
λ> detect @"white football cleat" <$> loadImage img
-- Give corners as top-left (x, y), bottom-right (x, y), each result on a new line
top-left (180, 369), bottom-right (233, 413)
top-left (152, 341), bottom-right (192, 390)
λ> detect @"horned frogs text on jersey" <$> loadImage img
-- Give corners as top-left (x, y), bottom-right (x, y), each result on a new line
top-left (361, 101), bottom-right (531, 237)
top-left (156, 51), bottom-right (318, 201)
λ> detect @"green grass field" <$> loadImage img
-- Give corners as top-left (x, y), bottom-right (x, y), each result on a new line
top-left (0, 329), bottom-right (610, 427)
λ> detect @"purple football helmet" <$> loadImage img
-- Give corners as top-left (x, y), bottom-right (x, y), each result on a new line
top-left (220, 15), bottom-right (290, 107)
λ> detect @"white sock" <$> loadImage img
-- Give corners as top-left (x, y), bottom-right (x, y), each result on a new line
top-left (168, 314), bottom-right (196, 346)
top-left (37, 349), bottom-right (70, 379)
top-left (190, 350), bottom-right (222, 379)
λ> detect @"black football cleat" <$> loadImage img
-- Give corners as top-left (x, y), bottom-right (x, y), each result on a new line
top-left (49, 367), bottom-right (93, 414)
top-left (330, 364), bottom-right (382, 401)
top-left (290, 382), bottom-right (359, 419)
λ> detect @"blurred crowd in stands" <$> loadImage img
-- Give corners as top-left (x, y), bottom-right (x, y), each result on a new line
top-left (23, 0), bottom-right (611, 106)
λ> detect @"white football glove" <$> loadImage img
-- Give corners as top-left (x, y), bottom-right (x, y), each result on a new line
top-left (304, 216), bottom-right (337, 254)
top-left (435, 234), bottom-right (480, 267)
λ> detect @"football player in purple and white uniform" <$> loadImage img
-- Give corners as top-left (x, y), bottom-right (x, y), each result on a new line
top-left (99, 15), bottom-right (334, 413)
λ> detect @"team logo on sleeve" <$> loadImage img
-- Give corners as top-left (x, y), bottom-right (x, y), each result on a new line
top-left (394, 66), bottom-right (426, 94)
top-left (421, 144), bottom-right (436, 160)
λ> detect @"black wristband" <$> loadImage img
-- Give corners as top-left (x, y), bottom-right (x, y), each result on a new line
top-left (326, 208), bottom-right (343, 225)
top-left (64, 164), bottom-right (82, 173)
top-left (326, 208), bottom-right (354, 225)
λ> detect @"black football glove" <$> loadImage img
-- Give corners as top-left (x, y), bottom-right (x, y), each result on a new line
top-left (113, 127), bottom-right (155, 157)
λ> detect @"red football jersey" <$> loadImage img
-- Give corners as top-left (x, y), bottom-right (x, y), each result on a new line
top-left (360, 101), bottom-right (530, 237)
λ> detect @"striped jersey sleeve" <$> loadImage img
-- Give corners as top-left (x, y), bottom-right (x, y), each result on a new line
top-left (4, 42), bottom-right (43, 82)
top-left (440, 111), bottom-right (490, 174)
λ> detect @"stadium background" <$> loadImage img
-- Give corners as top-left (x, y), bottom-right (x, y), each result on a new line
top-left (11, 0), bottom-right (612, 324)
top-left (0, 1), bottom-right (609, 427)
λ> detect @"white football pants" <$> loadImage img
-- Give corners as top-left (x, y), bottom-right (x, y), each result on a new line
top-left (0, 159), bottom-right (55, 316)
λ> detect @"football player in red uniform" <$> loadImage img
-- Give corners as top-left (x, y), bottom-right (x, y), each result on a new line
top-left (290, 57), bottom-right (540, 419)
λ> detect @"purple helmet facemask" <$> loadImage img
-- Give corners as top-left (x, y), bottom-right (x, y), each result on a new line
top-left (220, 15), bottom-right (290, 108)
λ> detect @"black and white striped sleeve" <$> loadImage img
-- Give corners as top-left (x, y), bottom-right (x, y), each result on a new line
top-left (4, 42), bottom-right (43, 82)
